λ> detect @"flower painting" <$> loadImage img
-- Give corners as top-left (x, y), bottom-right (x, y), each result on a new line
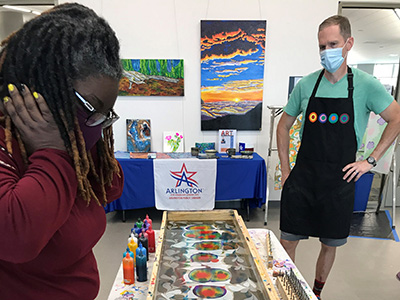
top-left (163, 131), bottom-right (184, 152)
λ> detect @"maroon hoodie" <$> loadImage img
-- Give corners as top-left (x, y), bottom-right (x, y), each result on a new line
top-left (0, 125), bottom-right (123, 300)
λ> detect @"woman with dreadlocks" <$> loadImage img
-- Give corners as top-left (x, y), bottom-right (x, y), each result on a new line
top-left (0, 3), bottom-right (124, 299)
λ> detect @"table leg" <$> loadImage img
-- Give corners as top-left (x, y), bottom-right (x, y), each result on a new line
top-left (122, 210), bottom-right (126, 222)
top-left (246, 199), bottom-right (250, 222)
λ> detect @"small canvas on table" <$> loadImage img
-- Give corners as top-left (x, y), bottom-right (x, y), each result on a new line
top-left (218, 129), bottom-right (237, 152)
top-left (126, 119), bottom-right (151, 152)
top-left (163, 131), bottom-right (184, 152)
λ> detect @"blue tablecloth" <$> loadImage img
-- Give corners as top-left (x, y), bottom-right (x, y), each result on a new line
top-left (105, 152), bottom-right (266, 213)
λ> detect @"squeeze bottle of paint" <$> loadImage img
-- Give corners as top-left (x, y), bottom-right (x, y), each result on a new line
top-left (123, 252), bottom-right (135, 285)
top-left (139, 229), bottom-right (149, 261)
top-left (136, 244), bottom-right (147, 282)
top-left (128, 234), bottom-right (138, 261)
top-left (136, 218), bottom-right (143, 229)
top-left (147, 223), bottom-right (155, 253)
top-left (143, 219), bottom-right (149, 231)
top-left (123, 246), bottom-right (134, 259)
top-left (145, 214), bottom-right (153, 227)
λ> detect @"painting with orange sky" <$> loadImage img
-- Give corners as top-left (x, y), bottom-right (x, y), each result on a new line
top-left (201, 20), bottom-right (266, 130)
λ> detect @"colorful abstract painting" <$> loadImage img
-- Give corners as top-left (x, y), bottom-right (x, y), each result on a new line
top-left (153, 220), bottom-right (268, 299)
top-left (126, 119), bottom-right (151, 152)
top-left (119, 59), bottom-right (184, 96)
top-left (201, 20), bottom-right (266, 130)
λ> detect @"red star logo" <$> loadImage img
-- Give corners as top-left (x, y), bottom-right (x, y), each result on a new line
top-left (170, 163), bottom-right (198, 187)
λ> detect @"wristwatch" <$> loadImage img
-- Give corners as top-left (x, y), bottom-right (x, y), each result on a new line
top-left (366, 156), bottom-right (377, 167)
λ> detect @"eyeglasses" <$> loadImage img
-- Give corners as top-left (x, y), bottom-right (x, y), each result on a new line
top-left (74, 90), bottom-right (119, 128)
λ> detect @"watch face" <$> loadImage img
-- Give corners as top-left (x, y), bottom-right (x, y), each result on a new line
top-left (367, 156), bottom-right (376, 166)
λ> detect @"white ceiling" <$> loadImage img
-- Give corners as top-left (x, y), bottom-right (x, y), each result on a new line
top-left (342, 8), bottom-right (400, 64)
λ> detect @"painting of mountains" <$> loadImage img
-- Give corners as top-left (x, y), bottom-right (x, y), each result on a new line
top-left (201, 20), bottom-right (266, 130)
top-left (119, 59), bottom-right (184, 96)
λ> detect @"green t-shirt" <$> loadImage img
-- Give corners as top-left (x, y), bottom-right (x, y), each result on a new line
top-left (284, 68), bottom-right (394, 148)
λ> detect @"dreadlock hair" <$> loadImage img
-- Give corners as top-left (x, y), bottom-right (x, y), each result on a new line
top-left (0, 3), bottom-right (122, 206)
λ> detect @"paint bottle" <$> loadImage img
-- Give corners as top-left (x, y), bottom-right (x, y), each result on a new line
top-left (143, 219), bottom-right (150, 231)
top-left (131, 225), bottom-right (138, 237)
top-left (139, 229), bottom-right (149, 261)
top-left (136, 244), bottom-right (147, 282)
top-left (123, 252), bottom-right (135, 285)
top-left (147, 223), bottom-right (156, 253)
top-left (136, 218), bottom-right (143, 229)
top-left (145, 214), bottom-right (153, 227)
top-left (123, 246), bottom-right (134, 259)
top-left (128, 233), bottom-right (137, 262)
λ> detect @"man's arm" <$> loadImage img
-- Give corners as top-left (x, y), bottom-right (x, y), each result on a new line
top-left (343, 100), bottom-right (400, 182)
top-left (277, 112), bottom-right (297, 187)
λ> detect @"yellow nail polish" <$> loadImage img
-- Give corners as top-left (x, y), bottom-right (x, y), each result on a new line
top-left (3, 96), bottom-right (10, 103)
top-left (8, 84), bottom-right (14, 92)
top-left (33, 92), bottom-right (39, 99)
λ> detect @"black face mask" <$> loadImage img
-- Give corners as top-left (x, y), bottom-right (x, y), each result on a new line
top-left (76, 107), bottom-right (102, 150)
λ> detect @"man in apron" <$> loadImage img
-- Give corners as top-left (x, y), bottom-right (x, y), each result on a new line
top-left (277, 15), bottom-right (400, 299)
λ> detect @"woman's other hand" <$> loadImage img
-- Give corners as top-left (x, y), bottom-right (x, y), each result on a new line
top-left (3, 84), bottom-right (66, 155)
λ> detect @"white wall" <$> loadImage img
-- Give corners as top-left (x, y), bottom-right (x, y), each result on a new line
top-left (60, 0), bottom-right (400, 200)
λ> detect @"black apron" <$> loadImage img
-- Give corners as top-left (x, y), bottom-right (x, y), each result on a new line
top-left (280, 67), bottom-right (357, 239)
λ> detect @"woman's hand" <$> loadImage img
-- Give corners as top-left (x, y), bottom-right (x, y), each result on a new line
top-left (3, 84), bottom-right (66, 155)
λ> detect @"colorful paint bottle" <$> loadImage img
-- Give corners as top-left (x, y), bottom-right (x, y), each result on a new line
top-left (147, 223), bottom-right (156, 253)
top-left (123, 246), bottom-right (134, 259)
top-left (145, 214), bottom-right (153, 227)
top-left (136, 218), bottom-right (143, 229)
top-left (128, 234), bottom-right (137, 262)
top-left (143, 219), bottom-right (149, 231)
top-left (139, 229), bottom-right (149, 261)
top-left (123, 252), bottom-right (135, 285)
top-left (136, 244), bottom-right (147, 282)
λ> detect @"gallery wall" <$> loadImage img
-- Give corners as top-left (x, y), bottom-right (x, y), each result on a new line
top-left (59, 0), bottom-right (400, 200)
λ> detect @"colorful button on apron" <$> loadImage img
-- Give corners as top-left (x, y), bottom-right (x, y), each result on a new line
top-left (340, 113), bottom-right (349, 124)
top-left (309, 112), bottom-right (318, 123)
top-left (318, 113), bottom-right (327, 123)
top-left (328, 113), bottom-right (338, 124)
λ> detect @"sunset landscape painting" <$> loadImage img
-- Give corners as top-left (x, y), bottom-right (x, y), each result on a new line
top-left (201, 20), bottom-right (266, 130)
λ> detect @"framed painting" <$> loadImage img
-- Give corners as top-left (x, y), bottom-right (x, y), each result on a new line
top-left (119, 59), bottom-right (184, 96)
top-left (201, 21), bottom-right (266, 130)
top-left (126, 119), bottom-right (151, 152)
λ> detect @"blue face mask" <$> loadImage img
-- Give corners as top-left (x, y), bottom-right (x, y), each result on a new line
top-left (320, 39), bottom-right (349, 73)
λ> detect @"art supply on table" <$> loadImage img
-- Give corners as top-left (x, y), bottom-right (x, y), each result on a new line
top-left (122, 252), bottom-right (135, 285)
top-left (145, 214), bottom-right (153, 227)
top-left (146, 223), bottom-right (155, 253)
top-left (143, 219), bottom-right (150, 231)
top-left (136, 243), bottom-right (147, 282)
top-left (136, 218), bottom-right (143, 229)
top-left (139, 229), bottom-right (149, 260)
top-left (128, 234), bottom-right (138, 260)
top-left (123, 246), bottom-right (134, 260)
top-left (132, 224), bottom-right (141, 236)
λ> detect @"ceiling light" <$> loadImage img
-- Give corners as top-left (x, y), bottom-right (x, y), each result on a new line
top-left (3, 5), bottom-right (31, 13)
top-left (2, 5), bottom-right (42, 15)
